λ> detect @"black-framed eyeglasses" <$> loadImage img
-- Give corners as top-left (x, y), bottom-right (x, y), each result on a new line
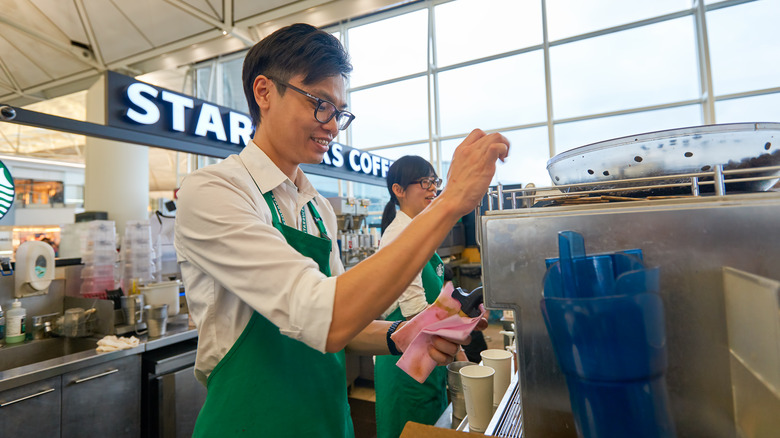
top-left (412, 177), bottom-right (442, 190)
top-left (268, 77), bottom-right (355, 131)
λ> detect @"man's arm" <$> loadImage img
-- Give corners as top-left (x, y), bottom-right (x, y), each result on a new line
top-left (326, 129), bottom-right (509, 352)
top-left (345, 319), bottom-right (488, 365)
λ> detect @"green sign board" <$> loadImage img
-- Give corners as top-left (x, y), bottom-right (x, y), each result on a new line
top-left (0, 161), bottom-right (14, 219)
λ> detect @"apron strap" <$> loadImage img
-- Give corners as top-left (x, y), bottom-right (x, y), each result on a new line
top-left (262, 191), bottom-right (283, 229)
top-left (307, 202), bottom-right (330, 240)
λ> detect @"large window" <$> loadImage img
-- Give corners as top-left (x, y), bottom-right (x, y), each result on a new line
top-left (193, 0), bottom-right (780, 192)
top-left (331, 0), bottom-right (780, 188)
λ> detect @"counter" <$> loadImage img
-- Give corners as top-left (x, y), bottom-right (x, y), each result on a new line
top-left (0, 316), bottom-right (197, 392)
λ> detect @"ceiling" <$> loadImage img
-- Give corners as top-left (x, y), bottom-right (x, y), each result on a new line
top-left (0, 0), bottom-right (409, 192)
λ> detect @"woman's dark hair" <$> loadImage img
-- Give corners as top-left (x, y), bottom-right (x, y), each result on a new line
top-left (242, 23), bottom-right (353, 127)
top-left (380, 155), bottom-right (437, 234)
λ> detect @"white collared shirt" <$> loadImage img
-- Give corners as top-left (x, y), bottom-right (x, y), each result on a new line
top-left (174, 142), bottom-right (344, 386)
top-left (378, 211), bottom-right (429, 319)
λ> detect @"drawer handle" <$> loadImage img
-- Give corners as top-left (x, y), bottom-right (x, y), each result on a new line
top-left (73, 368), bottom-right (119, 384)
top-left (1, 388), bottom-right (55, 407)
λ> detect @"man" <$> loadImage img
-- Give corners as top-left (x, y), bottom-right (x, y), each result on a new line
top-left (175, 23), bottom-right (510, 437)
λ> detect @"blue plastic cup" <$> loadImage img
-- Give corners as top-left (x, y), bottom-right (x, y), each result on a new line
top-left (539, 231), bottom-right (675, 438)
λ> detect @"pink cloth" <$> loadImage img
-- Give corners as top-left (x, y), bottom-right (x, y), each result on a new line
top-left (391, 282), bottom-right (484, 383)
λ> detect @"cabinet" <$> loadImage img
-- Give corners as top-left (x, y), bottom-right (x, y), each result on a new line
top-left (142, 339), bottom-right (205, 438)
top-left (62, 354), bottom-right (141, 438)
top-left (0, 376), bottom-right (61, 437)
top-left (0, 355), bottom-right (140, 438)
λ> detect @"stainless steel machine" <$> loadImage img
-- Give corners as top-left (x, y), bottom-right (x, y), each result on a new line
top-left (478, 124), bottom-right (780, 438)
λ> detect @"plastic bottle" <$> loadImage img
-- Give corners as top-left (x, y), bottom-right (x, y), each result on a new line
top-left (6, 299), bottom-right (26, 344)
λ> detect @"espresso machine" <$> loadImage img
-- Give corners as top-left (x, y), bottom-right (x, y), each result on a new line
top-left (327, 196), bottom-right (377, 268)
top-left (478, 124), bottom-right (780, 438)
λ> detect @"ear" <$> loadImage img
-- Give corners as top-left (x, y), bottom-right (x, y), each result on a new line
top-left (253, 75), bottom-right (273, 113)
top-left (391, 183), bottom-right (405, 200)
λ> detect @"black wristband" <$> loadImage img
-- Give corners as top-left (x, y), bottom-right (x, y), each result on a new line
top-left (386, 320), bottom-right (403, 356)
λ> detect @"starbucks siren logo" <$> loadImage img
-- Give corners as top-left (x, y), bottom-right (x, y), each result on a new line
top-left (0, 161), bottom-right (14, 219)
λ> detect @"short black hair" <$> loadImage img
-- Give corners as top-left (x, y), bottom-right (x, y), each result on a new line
top-left (381, 155), bottom-right (438, 234)
top-left (242, 23), bottom-right (353, 127)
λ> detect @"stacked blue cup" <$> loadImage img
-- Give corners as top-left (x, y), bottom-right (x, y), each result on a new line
top-left (540, 231), bottom-right (675, 438)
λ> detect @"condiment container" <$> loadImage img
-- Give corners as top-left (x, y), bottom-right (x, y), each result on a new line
top-left (6, 299), bottom-right (26, 344)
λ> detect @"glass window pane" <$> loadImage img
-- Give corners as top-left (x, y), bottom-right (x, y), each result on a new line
top-left (196, 65), bottom-right (214, 101)
top-left (441, 128), bottom-right (551, 188)
top-left (352, 182), bottom-right (389, 227)
top-left (370, 143), bottom-right (431, 163)
top-left (715, 93), bottom-right (780, 124)
top-left (554, 105), bottom-right (702, 154)
top-left (440, 137), bottom-right (463, 185)
top-left (494, 127), bottom-right (552, 187)
top-left (308, 174), bottom-right (340, 198)
top-left (551, 18), bottom-right (699, 119)
top-left (221, 57), bottom-right (248, 113)
top-left (707, 0), bottom-right (780, 96)
top-left (347, 10), bottom-right (428, 87)
top-left (349, 77), bottom-right (429, 148)
top-left (435, 0), bottom-right (542, 67)
top-left (439, 52), bottom-right (547, 136)
top-left (546, 0), bottom-right (691, 40)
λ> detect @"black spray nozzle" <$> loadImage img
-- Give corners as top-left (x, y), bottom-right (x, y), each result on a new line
top-left (453, 286), bottom-right (484, 318)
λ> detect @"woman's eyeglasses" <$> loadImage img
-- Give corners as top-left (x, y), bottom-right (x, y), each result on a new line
top-left (412, 177), bottom-right (442, 190)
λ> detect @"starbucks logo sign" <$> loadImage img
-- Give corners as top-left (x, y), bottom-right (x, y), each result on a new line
top-left (0, 161), bottom-right (14, 219)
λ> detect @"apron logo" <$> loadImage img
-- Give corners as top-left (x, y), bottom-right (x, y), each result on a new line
top-left (436, 263), bottom-right (444, 277)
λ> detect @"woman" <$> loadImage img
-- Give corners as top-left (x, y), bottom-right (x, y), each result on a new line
top-left (374, 155), bottom-right (452, 438)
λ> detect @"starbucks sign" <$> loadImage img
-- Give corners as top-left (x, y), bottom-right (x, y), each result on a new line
top-left (0, 161), bottom-right (14, 219)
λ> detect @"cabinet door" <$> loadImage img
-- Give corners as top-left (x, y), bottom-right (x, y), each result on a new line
top-left (153, 364), bottom-right (207, 438)
top-left (0, 376), bottom-right (61, 438)
top-left (61, 354), bottom-right (141, 438)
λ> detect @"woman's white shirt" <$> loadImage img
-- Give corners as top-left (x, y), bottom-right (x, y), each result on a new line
top-left (174, 142), bottom-right (344, 386)
top-left (378, 211), bottom-right (429, 319)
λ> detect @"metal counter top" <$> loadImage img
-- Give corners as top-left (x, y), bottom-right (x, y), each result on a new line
top-left (0, 317), bottom-right (197, 392)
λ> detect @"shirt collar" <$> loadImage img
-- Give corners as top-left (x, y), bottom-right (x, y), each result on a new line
top-left (395, 210), bottom-right (413, 225)
top-left (240, 140), bottom-right (318, 201)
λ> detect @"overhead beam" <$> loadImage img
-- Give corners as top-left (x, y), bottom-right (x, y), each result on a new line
top-left (74, 0), bottom-right (106, 67)
top-left (164, 0), bottom-right (253, 46)
top-left (0, 13), bottom-right (104, 70)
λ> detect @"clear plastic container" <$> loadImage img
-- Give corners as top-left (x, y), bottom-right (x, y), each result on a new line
top-left (139, 280), bottom-right (181, 316)
top-left (81, 265), bottom-right (115, 278)
top-left (81, 251), bottom-right (117, 265)
top-left (80, 277), bottom-right (116, 294)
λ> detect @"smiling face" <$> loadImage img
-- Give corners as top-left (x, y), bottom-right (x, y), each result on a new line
top-left (394, 176), bottom-right (439, 219)
top-left (253, 73), bottom-right (347, 180)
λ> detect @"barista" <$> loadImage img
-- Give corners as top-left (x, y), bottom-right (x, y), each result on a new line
top-left (174, 23), bottom-right (509, 437)
top-left (375, 156), bottom-right (464, 438)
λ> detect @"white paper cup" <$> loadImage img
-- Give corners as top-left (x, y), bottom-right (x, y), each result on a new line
top-left (480, 349), bottom-right (514, 408)
top-left (460, 364), bottom-right (494, 433)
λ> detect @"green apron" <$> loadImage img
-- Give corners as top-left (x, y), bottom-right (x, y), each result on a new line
top-left (192, 190), bottom-right (354, 437)
top-left (374, 253), bottom-right (447, 438)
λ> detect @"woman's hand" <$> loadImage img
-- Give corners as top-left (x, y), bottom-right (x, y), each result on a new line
top-left (427, 315), bottom-right (489, 366)
top-left (428, 335), bottom-right (462, 366)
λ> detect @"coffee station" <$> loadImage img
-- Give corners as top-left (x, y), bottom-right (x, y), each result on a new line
top-left (0, 215), bottom-right (203, 438)
top-left (327, 196), bottom-right (378, 268)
